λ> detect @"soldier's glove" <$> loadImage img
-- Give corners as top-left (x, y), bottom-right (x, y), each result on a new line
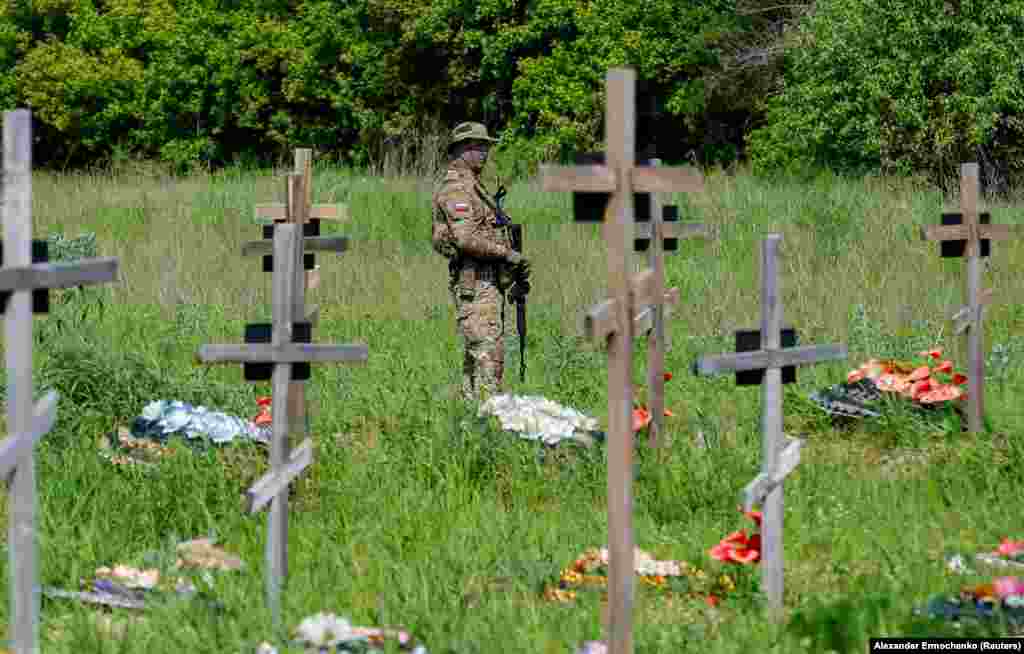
top-left (506, 252), bottom-right (531, 279)
top-left (508, 279), bottom-right (530, 301)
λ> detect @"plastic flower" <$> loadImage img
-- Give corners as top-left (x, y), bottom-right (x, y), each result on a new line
top-left (710, 531), bottom-right (761, 564)
top-left (920, 348), bottom-right (943, 359)
top-left (631, 405), bottom-right (675, 432)
top-left (993, 577), bottom-right (1024, 599)
top-left (294, 613), bottom-right (359, 647)
top-left (664, 372), bottom-right (673, 382)
top-left (997, 538), bottom-right (1024, 558)
top-left (709, 508), bottom-right (763, 564)
top-left (935, 360), bottom-right (954, 374)
top-left (907, 366), bottom-right (931, 382)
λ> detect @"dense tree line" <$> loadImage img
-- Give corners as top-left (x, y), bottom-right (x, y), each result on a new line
top-left (1, 0), bottom-right (1023, 187)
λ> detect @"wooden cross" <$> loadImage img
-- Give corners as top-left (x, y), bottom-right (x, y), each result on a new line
top-left (631, 158), bottom-right (709, 447)
top-left (920, 163), bottom-right (1024, 433)
top-left (694, 234), bottom-right (846, 617)
top-left (254, 149), bottom-right (349, 293)
top-left (198, 222), bottom-right (367, 624)
top-left (245, 169), bottom-right (351, 459)
top-left (0, 109), bottom-right (120, 654)
top-left (539, 67), bottom-right (703, 654)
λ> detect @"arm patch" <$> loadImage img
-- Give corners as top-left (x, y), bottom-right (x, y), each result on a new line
top-left (442, 192), bottom-right (475, 221)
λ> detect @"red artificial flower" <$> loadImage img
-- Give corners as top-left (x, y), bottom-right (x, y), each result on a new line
top-left (907, 366), bottom-right (931, 382)
top-left (664, 372), bottom-right (673, 382)
top-left (935, 360), bottom-right (954, 374)
top-left (709, 508), bottom-right (763, 564)
top-left (632, 407), bottom-right (651, 432)
top-left (631, 405), bottom-right (676, 432)
top-left (919, 348), bottom-right (943, 359)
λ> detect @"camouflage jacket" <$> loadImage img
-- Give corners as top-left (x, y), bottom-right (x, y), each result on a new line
top-left (431, 160), bottom-right (514, 267)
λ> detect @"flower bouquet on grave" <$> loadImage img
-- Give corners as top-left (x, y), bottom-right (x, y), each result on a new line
top-left (918, 576), bottom-right (1024, 630)
top-left (976, 538), bottom-right (1024, 572)
top-left (43, 538), bottom-right (242, 611)
top-left (477, 394), bottom-right (606, 447)
top-left (810, 347), bottom-right (967, 419)
top-left (631, 371), bottom-right (676, 433)
top-left (704, 507), bottom-right (763, 606)
top-left (543, 545), bottom-right (731, 608)
top-left (290, 612), bottom-right (427, 653)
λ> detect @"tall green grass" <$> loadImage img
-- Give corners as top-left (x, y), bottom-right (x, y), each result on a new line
top-left (0, 155), bottom-right (1021, 652)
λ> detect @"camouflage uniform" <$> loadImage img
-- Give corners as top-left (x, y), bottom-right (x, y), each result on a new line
top-left (432, 126), bottom-right (518, 401)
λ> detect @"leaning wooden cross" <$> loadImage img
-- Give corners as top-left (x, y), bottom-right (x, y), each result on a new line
top-left (694, 234), bottom-right (846, 617)
top-left (198, 217), bottom-right (366, 624)
top-left (920, 162), bottom-right (1024, 434)
top-left (540, 67), bottom-right (703, 654)
top-left (0, 109), bottom-right (119, 654)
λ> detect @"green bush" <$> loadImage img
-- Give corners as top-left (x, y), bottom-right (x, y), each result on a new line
top-left (747, 0), bottom-right (1024, 189)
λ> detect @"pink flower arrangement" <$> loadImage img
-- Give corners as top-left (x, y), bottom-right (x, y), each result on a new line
top-left (993, 577), bottom-right (1024, 599)
top-left (996, 538), bottom-right (1024, 559)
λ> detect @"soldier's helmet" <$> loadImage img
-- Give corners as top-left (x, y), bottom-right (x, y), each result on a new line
top-left (448, 122), bottom-right (499, 154)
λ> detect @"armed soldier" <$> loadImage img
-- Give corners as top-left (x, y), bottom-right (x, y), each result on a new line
top-left (432, 122), bottom-right (531, 402)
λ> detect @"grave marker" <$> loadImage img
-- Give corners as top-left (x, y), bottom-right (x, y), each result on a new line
top-left (247, 169), bottom-right (351, 460)
top-left (920, 163), bottom-right (1024, 433)
top-left (693, 234), bottom-right (846, 617)
top-left (254, 149), bottom-right (348, 301)
top-left (1, 109), bottom-right (120, 654)
top-left (571, 157), bottom-right (708, 448)
top-left (633, 159), bottom-right (709, 447)
top-left (539, 67), bottom-right (703, 654)
top-left (198, 221), bottom-right (367, 624)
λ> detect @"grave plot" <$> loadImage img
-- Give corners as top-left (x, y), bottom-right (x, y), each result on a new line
top-left (920, 162), bottom-right (1024, 434)
top-left (694, 234), bottom-right (847, 618)
top-left (571, 155), bottom-right (711, 447)
top-left (0, 109), bottom-right (121, 654)
top-left (251, 148), bottom-right (351, 440)
top-left (199, 170), bottom-right (367, 625)
top-left (539, 66), bottom-right (704, 654)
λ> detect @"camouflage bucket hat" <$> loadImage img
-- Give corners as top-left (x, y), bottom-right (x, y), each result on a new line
top-left (448, 122), bottom-right (499, 152)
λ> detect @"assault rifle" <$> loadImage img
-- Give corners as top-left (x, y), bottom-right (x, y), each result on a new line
top-left (495, 185), bottom-right (527, 382)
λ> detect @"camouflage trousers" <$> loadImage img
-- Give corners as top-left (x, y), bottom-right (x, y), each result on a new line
top-left (452, 277), bottom-right (506, 402)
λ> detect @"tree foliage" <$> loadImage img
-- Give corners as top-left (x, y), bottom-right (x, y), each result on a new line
top-left (747, 0), bottom-right (1024, 189)
top-left (1, 0), bottom-right (768, 170)
top-left (7, 0), bottom-right (1021, 186)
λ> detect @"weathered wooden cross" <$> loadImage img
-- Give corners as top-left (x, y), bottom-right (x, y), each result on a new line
top-left (254, 148), bottom-right (349, 294)
top-left (198, 214), bottom-right (367, 624)
top-left (0, 109), bottom-right (119, 654)
top-left (920, 163), bottom-right (1024, 434)
top-left (631, 158), bottom-right (709, 447)
top-left (693, 234), bottom-right (846, 616)
top-left (540, 67), bottom-right (704, 654)
top-left (247, 162), bottom-right (351, 450)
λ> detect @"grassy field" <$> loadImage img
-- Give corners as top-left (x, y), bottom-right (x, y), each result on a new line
top-left (0, 157), bottom-right (1022, 653)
